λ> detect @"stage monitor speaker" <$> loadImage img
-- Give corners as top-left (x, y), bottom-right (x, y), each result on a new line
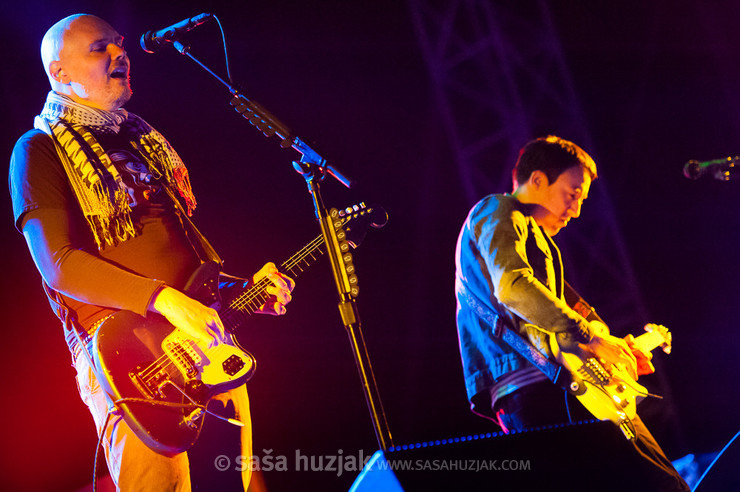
top-left (350, 420), bottom-right (654, 491)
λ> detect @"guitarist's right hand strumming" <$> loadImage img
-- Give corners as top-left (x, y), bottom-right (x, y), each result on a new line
top-left (149, 286), bottom-right (228, 349)
top-left (584, 332), bottom-right (638, 380)
top-left (550, 322), bottom-right (673, 440)
top-left (149, 262), bottom-right (295, 348)
top-left (566, 320), bottom-right (638, 380)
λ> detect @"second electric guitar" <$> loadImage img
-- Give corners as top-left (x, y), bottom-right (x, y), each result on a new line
top-left (550, 323), bottom-right (672, 439)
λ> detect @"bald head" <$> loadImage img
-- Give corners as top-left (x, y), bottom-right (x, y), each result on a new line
top-left (41, 14), bottom-right (92, 82)
top-left (39, 14), bottom-right (131, 110)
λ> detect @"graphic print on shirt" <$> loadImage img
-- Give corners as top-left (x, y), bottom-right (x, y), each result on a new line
top-left (108, 150), bottom-right (161, 207)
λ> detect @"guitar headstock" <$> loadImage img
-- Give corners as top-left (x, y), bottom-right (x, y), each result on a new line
top-left (644, 323), bottom-right (672, 354)
top-left (332, 203), bottom-right (388, 248)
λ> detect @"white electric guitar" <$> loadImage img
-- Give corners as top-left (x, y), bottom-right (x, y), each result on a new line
top-left (550, 323), bottom-right (672, 439)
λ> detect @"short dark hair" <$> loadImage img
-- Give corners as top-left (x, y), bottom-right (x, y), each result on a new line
top-left (513, 135), bottom-right (597, 187)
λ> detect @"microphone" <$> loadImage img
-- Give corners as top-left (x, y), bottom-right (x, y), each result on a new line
top-left (683, 156), bottom-right (739, 180)
top-left (140, 13), bottom-right (214, 53)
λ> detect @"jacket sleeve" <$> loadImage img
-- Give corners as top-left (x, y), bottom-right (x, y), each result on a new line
top-left (472, 200), bottom-right (593, 345)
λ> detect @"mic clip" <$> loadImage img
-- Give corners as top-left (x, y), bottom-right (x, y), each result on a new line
top-left (683, 156), bottom-right (740, 181)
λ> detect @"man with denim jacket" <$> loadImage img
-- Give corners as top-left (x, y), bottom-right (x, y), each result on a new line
top-left (455, 135), bottom-right (688, 491)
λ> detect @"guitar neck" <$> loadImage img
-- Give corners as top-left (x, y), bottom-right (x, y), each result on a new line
top-left (220, 233), bottom-right (327, 331)
top-left (632, 329), bottom-right (666, 353)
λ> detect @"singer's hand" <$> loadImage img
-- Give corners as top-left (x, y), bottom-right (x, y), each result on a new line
top-left (252, 262), bottom-right (295, 316)
top-left (150, 286), bottom-right (227, 348)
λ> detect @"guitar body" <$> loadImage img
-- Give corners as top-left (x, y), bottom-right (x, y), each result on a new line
top-left (549, 324), bottom-right (670, 440)
top-left (91, 203), bottom-right (386, 455)
top-left (93, 262), bottom-right (256, 456)
top-left (551, 343), bottom-right (645, 439)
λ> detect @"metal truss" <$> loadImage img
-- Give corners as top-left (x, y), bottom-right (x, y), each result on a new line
top-left (408, 0), bottom-right (648, 332)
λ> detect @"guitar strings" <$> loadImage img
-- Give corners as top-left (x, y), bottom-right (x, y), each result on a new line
top-left (222, 212), bottom-right (354, 318)
top-left (139, 340), bottom-right (186, 386)
top-left (136, 225), bottom-right (340, 387)
top-left (143, 235), bottom-right (328, 380)
top-left (221, 234), bottom-right (327, 320)
top-left (138, 340), bottom-right (198, 385)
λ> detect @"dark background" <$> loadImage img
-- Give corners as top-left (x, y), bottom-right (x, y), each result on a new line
top-left (1, 1), bottom-right (738, 490)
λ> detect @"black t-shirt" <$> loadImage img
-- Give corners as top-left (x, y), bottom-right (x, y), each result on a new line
top-left (9, 128), bottom-right (201, 338)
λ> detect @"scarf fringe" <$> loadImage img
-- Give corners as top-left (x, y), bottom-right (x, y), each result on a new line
top-left (35, 92), bottom-right (197, 248)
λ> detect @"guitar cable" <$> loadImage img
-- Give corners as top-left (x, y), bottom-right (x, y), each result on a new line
top-left (85, 393), bottom-right (241, 492)
top-left (563, 388), bottom-right (574, 424)
top-left (74, 342), bottom-right (243, 491)
top-left (72, 331), bottom-right (204, 490)
top-left (71, 329), bottom-right (111, 492)
top-left (617, 376), bottom-right (664, 400)
top-left (165, 383), bottom-right (245, 427)
top-left (110, 384), bottom-right (245, 427)
top-left (92, 411), bottom-right (114, 492)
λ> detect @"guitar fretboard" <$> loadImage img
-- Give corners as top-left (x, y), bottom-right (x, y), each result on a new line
top-left (633, 326), bottom-right (670, 353)
top-left (219, 233), bottom-right (328, 332)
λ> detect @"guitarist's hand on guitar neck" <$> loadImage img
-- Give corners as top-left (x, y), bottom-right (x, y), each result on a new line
top-left (251, 262), bottom-right (295, 316)
top-left (625, 334), bottom-right (656, 376)
top-left (551, 322), bottom-right (672, 440)
top-left (149, 286), bottom-right (227, 349)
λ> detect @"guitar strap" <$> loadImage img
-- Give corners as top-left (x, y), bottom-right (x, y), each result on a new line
top-left (459, 284), bottom-right (572, 390)
top-left (160, 184), bottom-right (223, 267)
top-left (39, 180), bottom-right (222, 371)
top-left (564, 280), bottom-right (603, 323)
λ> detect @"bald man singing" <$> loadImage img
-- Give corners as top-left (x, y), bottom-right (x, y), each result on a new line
top-left (9, 14), bottom-right (294, 490)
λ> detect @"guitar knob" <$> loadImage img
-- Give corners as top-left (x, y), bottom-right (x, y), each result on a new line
top-left (616, 384), bottom-right (626, 393)
top-left (612, 394), bottom-right (630, 409)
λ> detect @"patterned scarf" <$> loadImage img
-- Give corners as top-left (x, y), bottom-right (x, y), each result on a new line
top-left (34, 91), bottom-right (197, 249)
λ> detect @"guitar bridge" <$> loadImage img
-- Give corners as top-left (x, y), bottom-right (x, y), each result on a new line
top-left (578, 357), bottom-right (611, 385)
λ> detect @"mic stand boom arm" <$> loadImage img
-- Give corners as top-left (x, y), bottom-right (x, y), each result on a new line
top-left (171, 40), bottom-right (394, 451)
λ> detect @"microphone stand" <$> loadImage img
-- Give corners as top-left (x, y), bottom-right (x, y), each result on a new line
top-left (170, 40), bottom-right (394, 451)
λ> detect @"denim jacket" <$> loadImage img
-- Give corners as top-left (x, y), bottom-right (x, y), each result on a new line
top-left (455, 194), bottom-right (593, 416)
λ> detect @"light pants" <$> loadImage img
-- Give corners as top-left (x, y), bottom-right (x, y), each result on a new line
top-left (74, 349), bottom-right (252, 491)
